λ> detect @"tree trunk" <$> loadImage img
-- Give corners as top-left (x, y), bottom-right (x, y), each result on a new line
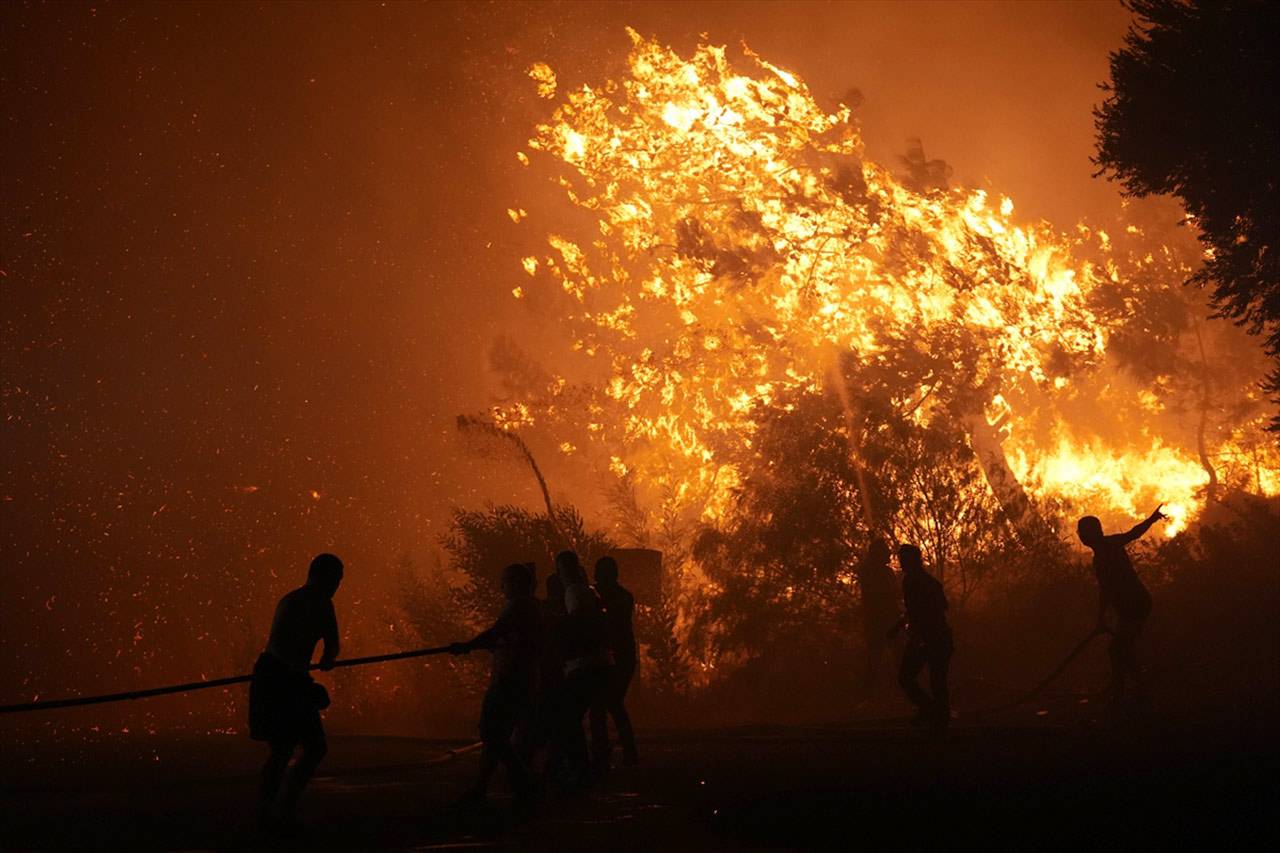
top-left (961, 410), bottom-right (1054, 546)
top-left (830, 365), bottom-right (881, 533)
top-left (1192, 322), bottom-right (1220, 504)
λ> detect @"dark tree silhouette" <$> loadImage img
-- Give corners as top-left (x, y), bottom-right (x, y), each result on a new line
top-left (1094, 0), bottom-right (1280, 428)
top-left (441, 503), bottom-right (613, 622)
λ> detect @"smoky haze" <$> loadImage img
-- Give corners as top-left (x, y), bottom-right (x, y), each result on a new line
top-left (2, 1), bottom-right (1148, 729)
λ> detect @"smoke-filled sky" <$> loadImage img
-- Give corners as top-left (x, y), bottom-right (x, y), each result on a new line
top-left (2, 1), bottom-right (1141, 699)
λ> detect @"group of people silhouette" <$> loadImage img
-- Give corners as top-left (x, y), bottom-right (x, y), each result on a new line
top-left (248, 505), bottom-right (1166, 832)
top-left (445, 551), bottom-right (639, 809)
top-left (249, 549), bottom-right (639, 831)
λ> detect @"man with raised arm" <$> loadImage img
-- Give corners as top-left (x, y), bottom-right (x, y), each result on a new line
top-left (250, 552), bottom-right (343, 833)
top-left (1077, 505), bottom-right (1166, 711)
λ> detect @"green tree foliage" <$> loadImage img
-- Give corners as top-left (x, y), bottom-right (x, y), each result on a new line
top-left (1094, 0), bottom-right (1280, 426)
top-left (393, 554), bottom-right (479, 679)
top-left (441, 503), bottom-right (613, 620)
top-left (1082, 207), bottom-right (1280, 497)
top-left (688, 374), bottom-right (1022, 669)
top-left (689, 389), bottom-right (864, 662)
top-left (636, 587), bottom-right (689, 701)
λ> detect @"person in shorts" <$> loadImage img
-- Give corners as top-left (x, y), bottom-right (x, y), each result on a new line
top-left (250, 553), bottom-right (343, 831)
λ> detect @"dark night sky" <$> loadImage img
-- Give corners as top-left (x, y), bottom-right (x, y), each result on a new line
top-left (1, 1), bottom-right (1135, 703)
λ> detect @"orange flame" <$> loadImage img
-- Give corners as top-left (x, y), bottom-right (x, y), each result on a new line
top-left (508, 31), bottom-right (1277, 546)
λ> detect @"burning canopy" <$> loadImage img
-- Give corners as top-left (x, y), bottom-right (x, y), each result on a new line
top-left (499, 30), bottom-right (1277, 551)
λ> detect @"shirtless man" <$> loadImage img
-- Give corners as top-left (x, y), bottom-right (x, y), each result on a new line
top-left (250, 553), bottom-right (342, 831)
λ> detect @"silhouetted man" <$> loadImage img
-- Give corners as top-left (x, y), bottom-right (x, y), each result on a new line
top-left (1077, 505), bottom-right (1165, 710)
top-left (591, 556), bottom-right (639, 768)
top-left (518, 572), bottom-right (566, 770)
top-left (450, 563), bottom-right (542, 803)
top-left (555, 550), bottom-right (613, 785)
top-left (889, 544), bottom-right (952, 729)
top-left (856, 538), bottom-right (899, 691)
top-left (250, 552), bottom-right (343, 832)
top-left (539, 574), bottom-right (568, 717)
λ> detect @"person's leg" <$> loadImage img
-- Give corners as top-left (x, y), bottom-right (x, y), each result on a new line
top-left (560, 672), bottom-right (593, 786)
top-left (1108, 632), bottom-right (1133, 707)
top-left (520, 684), bottom-right (557, 771)
top-left (475, 750), bottom-right (501, 796)
top-left (542, 682), bottom-right (573, 785)
top-left (259, 739), bottom-right (295, 825)
top-left (587, 698), bottom-right (609, 773)
top-left (1112, 618), bottom-right (1145, 710)
top-left (279, 716), bottom-right (326, 822)
top-left (1129, 618), bottom-right (1149, 709)
top-left (609, 658), bottom-right (638, 765)
top-left (472, 688), bottom-right (504, 797)
top-left (491, 688), bottom-right (534, 793)
top-left (513, 692), bottom-right (541, 768)
top-left (862, 631), bottom-right (881, 693)
top-left (898, 641), bottom-right (931, 715)
top-left (587, 667), bottom-right (612, 777)
top-left (928, 641), bottom-right (952, 727)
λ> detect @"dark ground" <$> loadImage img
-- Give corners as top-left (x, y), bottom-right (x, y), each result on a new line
top-left (3, 698), bottom-right (1278, 852)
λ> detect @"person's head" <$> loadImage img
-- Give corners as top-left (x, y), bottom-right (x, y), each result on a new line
top-left (1077, 516), bottom-right (1104, 548)
top-left (897, 543), bottom-right (923, 574)
top-left (867, 538), bottom-right (890, 564)
top-left (556, 550), bottom-right (586, 585)
top-left (308, 553), bottom-right (344, 597)
top-left (594, 555), bottom-right (619, 587)
top-left (501, 563), bottom-right (535, 599)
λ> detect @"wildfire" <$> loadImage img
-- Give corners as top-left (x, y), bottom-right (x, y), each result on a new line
top-left (1008, 438), bottom-right (1207, 536)
top-left (507, 31), bottom-right (1277, 550)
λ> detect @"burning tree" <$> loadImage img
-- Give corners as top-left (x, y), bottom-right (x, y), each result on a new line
top-left (495, 32), bottom-right (1278, 660)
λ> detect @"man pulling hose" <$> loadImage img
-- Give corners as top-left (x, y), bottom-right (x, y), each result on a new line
top-left (251, 552), bottom-right (343, 833)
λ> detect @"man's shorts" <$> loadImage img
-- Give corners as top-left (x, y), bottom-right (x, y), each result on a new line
top-left (480, 679), bottom-right (533, 744)
top-left (249, 653), bottom-right (326, 748)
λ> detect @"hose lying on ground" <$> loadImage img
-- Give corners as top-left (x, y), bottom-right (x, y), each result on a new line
top-left (963, 627), bottom-right (1109, 717)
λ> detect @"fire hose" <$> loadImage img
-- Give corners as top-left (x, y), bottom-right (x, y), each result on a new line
top-left (964, 626), bottom-right (1111, 716)
top-left (0, 645), bottom-right (454, 715)
top-left (1, 630), bottom-right (1114, 718)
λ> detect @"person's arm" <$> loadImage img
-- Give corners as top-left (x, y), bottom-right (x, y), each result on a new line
top-left (1117, 504), bottom-right (1167, 544)
top-left (318, 600), bottom-right (340, 671)
top-left (451, 602), bottom-right (516, 654)
top-left (887, 578), bottom-right (910, 638)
